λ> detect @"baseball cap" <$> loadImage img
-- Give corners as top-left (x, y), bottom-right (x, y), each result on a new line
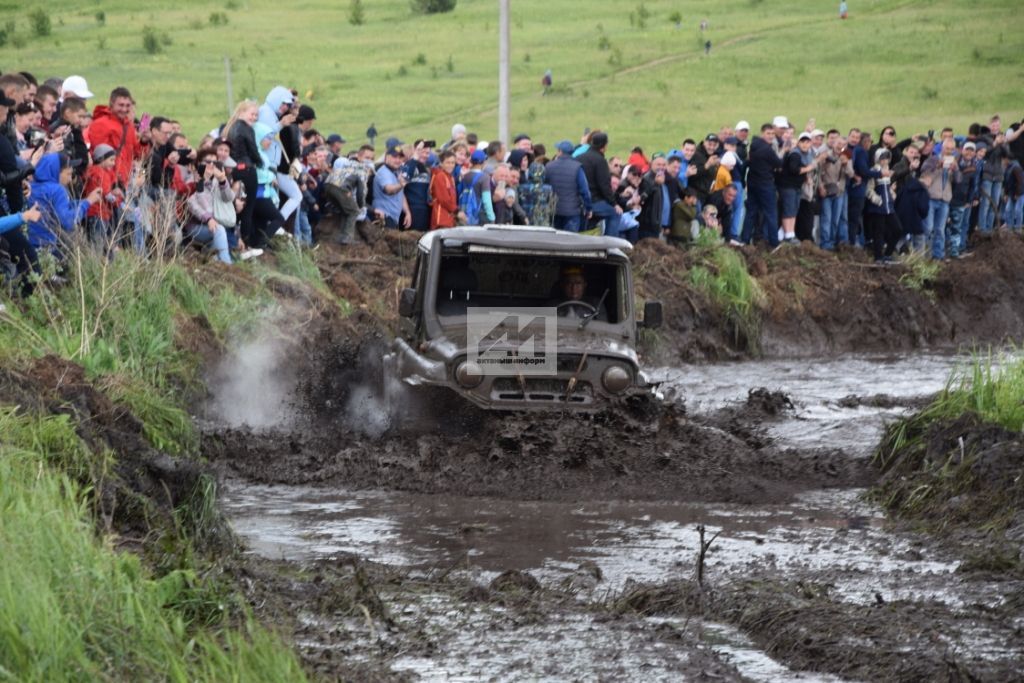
top-left (667, 149), bottom-right (684, 162)
top-left (724, 136), bottom-right (739, 145)
top-left (385, 136), bottom-right (403, 150)
top-left (91, 144), bottom-right (116, 162)
top-left (797, 131), bottom-right (813, 141)
top-left (451, 123), bottom-right (466, 138)
top-left (735, 120), bottom-right (750, 131)
top-left (62, 75), bottom-right (94, 99)
top-left (386, 142), bottom-right (404, 157)
top-left (962, 141), bottom-right (976, 150)
top-left (772, 115), bottom-right (790, 129)
top-left (810, 129), bottom-right (825, 138)
top-left (705, 133), bottom-right (720, 143)
top-left (326, 133), bottom-right (346, 145)
top-left (555, 140), bottom-right (574, 155)
top-left (470, 149), bottom-right (487, 164)
top-left (297, 105), bottom-right (316, 122)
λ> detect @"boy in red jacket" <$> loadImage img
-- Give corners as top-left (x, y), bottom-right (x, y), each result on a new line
top-left (83, 143), bottom-right (123, 248)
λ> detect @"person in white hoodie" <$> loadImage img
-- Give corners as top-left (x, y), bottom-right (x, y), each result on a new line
top-left (257, 85), bottom-right (302, 225)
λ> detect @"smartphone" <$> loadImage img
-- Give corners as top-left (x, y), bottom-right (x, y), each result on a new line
top-left (583, 127), bottom-right (591, 136)
top-left (138, 113), bottom-right (151, 134)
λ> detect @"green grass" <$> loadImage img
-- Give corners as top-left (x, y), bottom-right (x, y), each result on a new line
top-left (0, 409), bottom-right (307, 682)
top-left (872, 350), bottom-right (1024, 530)
top-left (688, 232), bottom-right (765, 351)
top-left (3, 0), bottom-right (1020, 155)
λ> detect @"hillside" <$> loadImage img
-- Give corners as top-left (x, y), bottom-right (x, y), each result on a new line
top-left (3, 0), bottom-right (1020, 153)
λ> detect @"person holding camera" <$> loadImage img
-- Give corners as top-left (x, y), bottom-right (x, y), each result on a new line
top-left (83, 144), bottom-right (124, 250)
top-left (186, 149), bottom-right (237, 265)
top-left (26, 152), bottom-right (102, 252)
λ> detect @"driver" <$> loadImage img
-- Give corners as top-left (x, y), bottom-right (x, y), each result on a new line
top-left (553, 265), bottom-right (606, 320)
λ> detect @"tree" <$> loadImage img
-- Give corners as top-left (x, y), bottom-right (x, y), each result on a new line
top-left (411, 0), bottom-right (456, 15)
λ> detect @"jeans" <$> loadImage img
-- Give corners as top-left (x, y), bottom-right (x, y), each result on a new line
top-left (978, 179), bottom-right (1002, 231)
top-left (295, 207), bottom-right (313, 246)
top-left (553, 214), bottom-right (583, 232)
top-left (819, 194), bottom-right (844, 250)
top-left (190, 224), bottom-right (233, 264)
top-left (1004, 194), bottom-right (1024, 228)
top-left (846, 195), bottom-right (865, 246)
top-left (275, 172), bottom-right (302, 222)
top-left (741, 183), bottom-right (779, 247)
top-left (590, 200), bottom-right (621, 237)
top-left (926, 199), bottom-right (950, 259)
top-left (729, 184), bottom-right (745, 241)
top-left (948, 204), bottom-right (971, 256)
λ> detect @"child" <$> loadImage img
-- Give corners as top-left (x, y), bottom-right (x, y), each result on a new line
top-left (26, 153), bottom-right (102, 252)
top-left (83, 143), bottom-right (123, 249)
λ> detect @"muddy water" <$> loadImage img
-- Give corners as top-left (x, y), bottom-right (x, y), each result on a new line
top-left (223, 353), bottom-right (997, 680)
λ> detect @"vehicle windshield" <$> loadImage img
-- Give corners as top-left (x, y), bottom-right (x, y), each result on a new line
top-left (435, 250), bottom-right (627, 324)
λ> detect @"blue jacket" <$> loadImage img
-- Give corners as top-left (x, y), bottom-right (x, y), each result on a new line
top-left (847, 146), bottom-right (881, 199)
top-left (27, 154), bottom-right (90, 248)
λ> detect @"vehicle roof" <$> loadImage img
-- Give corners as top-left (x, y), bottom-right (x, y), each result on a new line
top-left (417, 224), bottom-right (633, 257)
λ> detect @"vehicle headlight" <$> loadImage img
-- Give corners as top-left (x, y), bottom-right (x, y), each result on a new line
top-left (455, 360), bottom-right (484, 388)
top-left (601, 364), bottom-right (632, 393)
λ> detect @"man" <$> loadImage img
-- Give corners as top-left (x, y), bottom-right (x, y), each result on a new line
top-left (678, 139), bottom-right (698, 187)
top-left (551, 265), bottom-right (605, 320)
top-left (948, 141), bottom-right (979, 257)
top-left (402, 139), bottom-right (433, 231)
top-left (978, 128), bottom-right (1009, 231)
top-left (578, 132), bottom-right (621, 236)
top-left (47, 96), bottom-right (89, 188)
top-left (845, 127), bottom-right (884, 247)
top-left (544, 139), bottom-right (592, 232)
top-left (372, 140), bottom-right (411, 229)
top-left (920, 137), bottom-right (959, 259)
top-left (326, 134), bottom-right (347, 167)
top-left (146, 116), bottom-right (175, 190)
top-left (87, 86), bottom-right (142, 185)
top-left (818, 134), bottom-right (854, 250)
top-left (60, 75), bottom-right (94, 101)
top-left (34, 85), bottom-right (59, 129)
top-left (689, 133), bottom-right (721, 203)
top-left (741, 123), bottom-right (784, 247)
top-left (482, 140), bottom-right (505, 174)
top-left (707, 183), bottom-right (739, 240)
top-left (637, 153), bottom-right (673, 241)
top-left (513, 133), bottom-right (533, 153)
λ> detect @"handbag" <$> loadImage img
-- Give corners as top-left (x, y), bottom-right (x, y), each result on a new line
top-left (213, 198), bottom-right (237, 228)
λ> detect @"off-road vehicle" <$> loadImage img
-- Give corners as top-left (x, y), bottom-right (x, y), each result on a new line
top-left (385, 225), bottom-right (662, 411)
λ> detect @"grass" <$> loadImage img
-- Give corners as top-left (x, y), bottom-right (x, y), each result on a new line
top-left (3, 1), bottom-right (1020, 155)
top-left (898, 249), bottom-right (940, 299)
top-left (872, 350), bottom-right (1024, 530)
top-left (688, 230), bottom-right (765, 351)
top-left (0, 409), bottom-right (307, 682)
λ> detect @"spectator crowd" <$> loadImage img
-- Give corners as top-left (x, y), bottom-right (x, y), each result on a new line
top-left (2, 67), bottom-right (1024, 302)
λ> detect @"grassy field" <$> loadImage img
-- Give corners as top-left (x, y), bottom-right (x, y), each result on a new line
top-left (2, 0), bottom-right (1020, 154)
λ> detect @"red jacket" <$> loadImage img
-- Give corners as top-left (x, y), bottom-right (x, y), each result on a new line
top-left (87, 106), bottom-right (142, 185)
top-left (429, 167), bottom-right (458, 229)
top-left (83, 165), bottom-right (120, 221)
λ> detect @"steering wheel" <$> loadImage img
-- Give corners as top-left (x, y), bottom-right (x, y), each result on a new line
top-left (556, 300), bottom-right (597, 317)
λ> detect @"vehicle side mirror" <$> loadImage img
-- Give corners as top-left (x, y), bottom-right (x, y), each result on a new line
top-left (398, 287), bottom-right (417, 317)
top-left (639, 301), bottom-right (663, 329)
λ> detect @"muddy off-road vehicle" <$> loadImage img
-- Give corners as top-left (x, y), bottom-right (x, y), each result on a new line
top-left (385, 225), bottom-right (662, 411)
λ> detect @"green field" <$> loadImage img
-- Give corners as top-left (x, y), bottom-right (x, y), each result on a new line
top-left (2, 0), bottom-right (1021, 155)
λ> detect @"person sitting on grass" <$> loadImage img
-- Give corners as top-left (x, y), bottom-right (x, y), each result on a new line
top-left (186, 149), bottom-right (238, 265)
top-left (26, 152), bottom-right (101, 252)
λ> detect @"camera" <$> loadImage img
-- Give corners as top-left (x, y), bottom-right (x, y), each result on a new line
top-left (176, 148), bottom-right (193, 164)
top-left (28, 128), bottom-right (47, 148)
top-left (213, 160), bottom-right (224, 170)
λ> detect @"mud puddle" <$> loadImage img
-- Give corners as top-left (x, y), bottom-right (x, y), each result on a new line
top-left (220, 352), bottom-right (1024, 679)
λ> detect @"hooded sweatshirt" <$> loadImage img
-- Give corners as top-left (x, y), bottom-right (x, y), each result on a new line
top-left (27, 154), bottom-right (91, 248)
top-left (252, 122), bottom-right (280, 203)
top-left (257, 86), bottom-right (293, 169)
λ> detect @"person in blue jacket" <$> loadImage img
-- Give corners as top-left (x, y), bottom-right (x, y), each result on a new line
top-left (26, 153), bottom-right (101, 251)
top-left (0, 203), bottom-right (42, 295)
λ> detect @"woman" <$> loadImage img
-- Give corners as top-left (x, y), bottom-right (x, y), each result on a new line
top-left (429, 150), bottom-right (458, 229)
top-left (864, 149), bottom-right (902, 263)
top-left (225, 100), bottom-right (263, 252)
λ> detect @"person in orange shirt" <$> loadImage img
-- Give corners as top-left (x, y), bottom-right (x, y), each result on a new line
top-left (429, 150), bottom-right (458, 229)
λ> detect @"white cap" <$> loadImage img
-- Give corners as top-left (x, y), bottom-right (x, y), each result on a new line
top-left (810, 129), bottom-right (825, 138)
top-left (476, 139), bottom-right (489, 151)
top-left (451, 123), bottom-right (466, 139)
top-left (720, 151), bottom-right (738, 167)
top-left (772, 115), bottom-right (790, 129)
top-left (735, 120), bottom-right (750, 131)
top-left (62, 75), bottom-right (94, 99)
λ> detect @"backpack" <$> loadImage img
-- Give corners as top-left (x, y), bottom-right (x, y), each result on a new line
top-left (459, 170), bottom-right (483, 225)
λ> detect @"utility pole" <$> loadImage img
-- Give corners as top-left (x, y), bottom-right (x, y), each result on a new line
top-left (498, 0), bottom-right (510, 145)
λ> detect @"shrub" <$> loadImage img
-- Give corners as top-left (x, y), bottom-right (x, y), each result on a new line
top-left (411, 0), bottom-right (456, 14)
top-left (349, 0), bottom-right (366, 25)
top-left (209, 11), bottom-right (229, 26)
top-left (95, 11), bottom-right (105, 25)
top-left (28, 9), bottom-right (50, 37)
top-left (142, 26), bottom-right (161, 54)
